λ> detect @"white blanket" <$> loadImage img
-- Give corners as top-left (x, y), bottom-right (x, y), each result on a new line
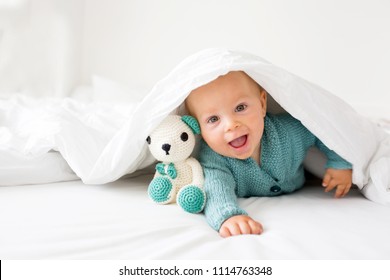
top-left (1, 175), bottom-right (390, 259)
top-left (1, 48), bottom-right (389, 205)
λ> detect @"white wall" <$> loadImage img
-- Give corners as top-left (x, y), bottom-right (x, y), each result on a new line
top-left (0, 0), bottom-right (84, 97)
top-left (81, 0), bottom-right (390, 111)
top-left (1, 0), bottom-right (389, 112)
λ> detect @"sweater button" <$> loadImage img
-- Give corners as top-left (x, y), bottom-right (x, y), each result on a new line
top-left (270, 186), bottom-right (281, 193)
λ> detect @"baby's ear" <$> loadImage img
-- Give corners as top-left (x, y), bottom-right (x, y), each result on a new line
top-left (260, 89), bottom-right (267, 115)
top-left (181, 115), bottom-right (201, 135)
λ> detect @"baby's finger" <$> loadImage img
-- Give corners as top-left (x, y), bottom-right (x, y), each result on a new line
top-left (334, 185), bottom-right (346, 198)
top-left (322, 173), bottom-right (332, 187)
top-left (341, 183), bottom-right (353, 197)
top-left (238, 222), bottom-right (252, 235)
top-left (227, 223), bottom-right (243, 236)
top-left (248, 220), bottom-right (263, 235)
top-left (324, 179), bottom-right (337, 193)
top-left (219, 226), bottom-right (232, 238)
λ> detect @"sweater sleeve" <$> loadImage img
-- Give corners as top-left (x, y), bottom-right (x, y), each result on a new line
top-left (199, 141), bottom-right (248, 231)
top-left (280, 113), bottom-right (352, 170)
top-left (315, 138), bottom-right (353, 169)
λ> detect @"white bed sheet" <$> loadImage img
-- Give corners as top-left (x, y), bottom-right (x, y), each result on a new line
top-left (1, 174), bottom-right (389, 260)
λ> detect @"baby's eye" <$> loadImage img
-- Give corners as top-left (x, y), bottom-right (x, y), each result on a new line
top-left (235, 104), bottom-right (247, 112)
top-left (207, 116), bottom-right (219, 124)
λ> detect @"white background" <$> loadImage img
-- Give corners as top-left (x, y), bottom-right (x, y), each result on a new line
top-left (1, 0), bottom-right (389, 111)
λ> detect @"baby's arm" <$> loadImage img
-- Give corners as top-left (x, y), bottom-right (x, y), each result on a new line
top-left (314, 138), bottom-right (353, 198)
top-left (322, 168), bottom-right (352, 198)
top-left (219, 215), bottom-right (263, 238)
top-left (199, 141), bottom-right (250, 234)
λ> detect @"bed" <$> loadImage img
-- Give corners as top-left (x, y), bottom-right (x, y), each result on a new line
top-left (1, 173), bottom-right (390, 260)
top-left (1, 49), bottom-right (390, 260)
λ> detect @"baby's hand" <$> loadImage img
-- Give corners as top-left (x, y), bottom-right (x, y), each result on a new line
top-left (219, 215), bottom-right (263, 238)
top-left (322, 168), bottom-right (353, 198)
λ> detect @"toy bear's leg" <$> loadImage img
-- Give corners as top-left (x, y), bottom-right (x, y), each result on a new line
top-left (177, 185), bottom-right (206, 214)
top-left (148, 177), bottom-right (176, 204)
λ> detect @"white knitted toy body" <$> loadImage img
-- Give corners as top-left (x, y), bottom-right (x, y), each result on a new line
top-left (146, 115), bottom-right (206, 213)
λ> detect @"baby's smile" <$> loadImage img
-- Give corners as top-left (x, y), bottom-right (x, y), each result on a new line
top-left (229, 135), bottom-right (248, 149)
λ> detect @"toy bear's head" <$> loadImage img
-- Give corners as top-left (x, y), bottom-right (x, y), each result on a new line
top-left (146, 115), bottom-right (200, 162)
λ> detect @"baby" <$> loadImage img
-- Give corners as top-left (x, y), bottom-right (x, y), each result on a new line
top-left (185, 71), bottom-right (353, 238)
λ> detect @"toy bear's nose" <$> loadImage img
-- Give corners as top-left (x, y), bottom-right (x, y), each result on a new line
top-left (162, 143), bottom-right (171, 155)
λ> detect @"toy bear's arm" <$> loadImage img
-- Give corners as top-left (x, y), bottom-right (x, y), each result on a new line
top-left (185, 157), bottom-right (204, 186)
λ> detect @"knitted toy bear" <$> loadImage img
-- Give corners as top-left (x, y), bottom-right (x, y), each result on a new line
top-left (146, 115), bottom-right (206, 213)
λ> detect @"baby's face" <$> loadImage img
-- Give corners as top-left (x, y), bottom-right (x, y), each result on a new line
top-left (186, 71), bottom-right (267, 162)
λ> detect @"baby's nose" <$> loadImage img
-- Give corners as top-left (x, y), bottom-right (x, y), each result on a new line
top-left (225, 119), bottom-right (241, 131)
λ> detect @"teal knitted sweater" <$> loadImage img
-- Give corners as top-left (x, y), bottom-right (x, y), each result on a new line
top-left (199, 113), bottom-right (352, 231)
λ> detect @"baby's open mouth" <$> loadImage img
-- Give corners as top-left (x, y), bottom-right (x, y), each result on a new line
top-left (229, 135), bottom-right (248, 148)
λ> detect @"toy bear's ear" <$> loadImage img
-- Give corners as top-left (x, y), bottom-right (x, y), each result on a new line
top-left (181, 115), bottom-right (201, 135)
